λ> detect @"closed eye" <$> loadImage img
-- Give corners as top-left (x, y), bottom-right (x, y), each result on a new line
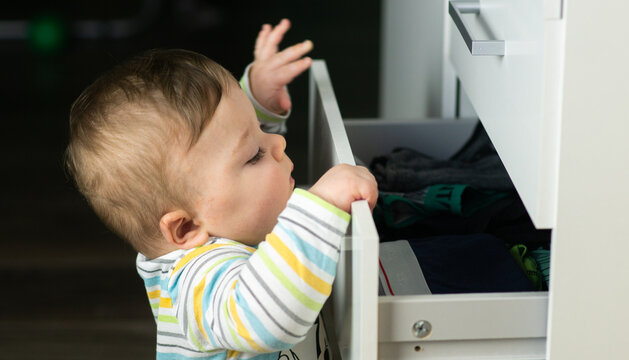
top-left (247, 148), bottom-right (266, 165)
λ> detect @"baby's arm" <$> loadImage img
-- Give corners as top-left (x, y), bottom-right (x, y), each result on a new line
top-left (249, 19), bottom-right (313, 115)
top-left (240, 19), bottom-right (312, 134)
top-left (173, 164), bottom-right (376, 354)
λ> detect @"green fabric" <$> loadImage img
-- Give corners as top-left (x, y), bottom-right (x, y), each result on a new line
top-left (509, 244), bottom-right (544, 291)
top-left (379, 193), bottom-right (430, 228)
top-left (530, 248), bottom-right (551, 288)
top-left (377, 184), bottom-right (508, 229)
top-left (423, 184), bottom-right (507, 216)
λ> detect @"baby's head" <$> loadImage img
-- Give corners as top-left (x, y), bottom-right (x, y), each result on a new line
top-left (66, 49), bottom-right (295, 258)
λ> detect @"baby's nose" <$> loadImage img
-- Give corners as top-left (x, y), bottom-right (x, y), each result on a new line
top-left (270, 134), bottom-right (287, 161)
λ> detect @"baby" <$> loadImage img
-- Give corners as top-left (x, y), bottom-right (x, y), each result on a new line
top-left (65, 19), bottom-right (377, 359)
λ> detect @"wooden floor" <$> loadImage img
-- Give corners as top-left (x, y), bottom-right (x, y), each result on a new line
top-left (0, 241), bottom-right (157, 358)
top-left (0, 320), bottom-right (155, 360)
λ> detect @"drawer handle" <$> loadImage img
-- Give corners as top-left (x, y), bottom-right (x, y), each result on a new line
top-left (449, 0), bottom-right (505, 56)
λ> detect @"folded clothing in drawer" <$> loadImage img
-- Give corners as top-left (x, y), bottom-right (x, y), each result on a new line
top-left (369, 123), bottom-right (551, 248)
top-left (370, 122), bottom-right (551, 295)
top-left (370, 122), bottom-right (514, 192)
top-left (379, 235), bottom-right (535, 296)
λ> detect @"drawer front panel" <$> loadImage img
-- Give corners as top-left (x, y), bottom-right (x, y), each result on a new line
top-left (309, 61), bottom-right (380, 360)
top-left (449, 0), bottom-right (561, 228)
top-left (378, 293), bottom-right (548, 342)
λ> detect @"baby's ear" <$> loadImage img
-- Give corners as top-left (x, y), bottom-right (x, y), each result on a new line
top-left (160, 210), bottom-right (209, 249)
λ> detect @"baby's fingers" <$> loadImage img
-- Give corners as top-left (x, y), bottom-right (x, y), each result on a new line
top-left (354, 166), bottom-right (379, 210)
top-left (271, 39), bottom-right (313, 69)
top-left (359, 184), bottom-right (379, 211)
top-left (258, 19), bottom-right (291, 59)
top-left (254, 24), bottom-right (272, 60)
top-left (364, 178), bottom-right (379, 211)
top-left (276, 57), bottom-right (313, 85)
top-left (267, 19), bottom-right (291, 46)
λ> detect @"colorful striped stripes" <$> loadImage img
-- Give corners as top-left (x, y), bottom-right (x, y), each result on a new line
top-left (137, 187), bottom-right (350, 359)
top-left (265, 233), bottom-right (331, 296)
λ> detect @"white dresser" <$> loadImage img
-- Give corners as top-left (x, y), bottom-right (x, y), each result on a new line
top-left (307, 1), bottom-right (629, 359)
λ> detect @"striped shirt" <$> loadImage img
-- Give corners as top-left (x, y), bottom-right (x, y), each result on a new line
top-left (137, 189), bottom-right (350, 359)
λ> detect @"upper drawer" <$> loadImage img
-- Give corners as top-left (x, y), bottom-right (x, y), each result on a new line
top-left (448, 0), bottom-right (565, 228)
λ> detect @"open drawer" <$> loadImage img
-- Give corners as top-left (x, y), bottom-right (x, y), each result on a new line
top-left (308, 60), bottom-right (548, 360)
top-left (447, 0), bottom-right (565, 229)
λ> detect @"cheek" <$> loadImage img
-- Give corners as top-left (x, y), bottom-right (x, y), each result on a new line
top-left (197, 182), bottom-right (239, 226)
top-left (267, 172), bottom-right (291, 203)
top-left (196, 196), bottom-right (227, 227)
top-left (255, 178), bottom-right (289, 225)
top-left (253, 164), bottom-right (286, 191)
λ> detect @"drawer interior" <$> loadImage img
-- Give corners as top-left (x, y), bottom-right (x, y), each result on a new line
top-left (343, 118), bottom-right (549, 356)
top-left (345, 118), bottom-right (477, 163)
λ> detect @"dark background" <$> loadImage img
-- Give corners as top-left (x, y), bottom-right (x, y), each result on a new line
top-left (0, 1), bottom-right (380, 358)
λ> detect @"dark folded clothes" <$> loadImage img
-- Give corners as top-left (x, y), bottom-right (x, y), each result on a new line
top-left (371, 148), bottom-right (514, 192)
top-left (370, 123), bottom-right (514, 192)
top-left (375, 184), bottom-right (509, 229)
top-left (408, 234), bottom-right (535, 294)
top-left (375, 191), bottom-right (551, 249)
top-left (372, 123), bottom-right (549, 294)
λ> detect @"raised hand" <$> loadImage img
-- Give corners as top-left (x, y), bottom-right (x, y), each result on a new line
top-left (250, 19), bottom-right (313, 114)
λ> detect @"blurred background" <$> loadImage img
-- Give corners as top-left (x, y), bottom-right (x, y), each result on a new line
top-left (0, 1), bottom-right (380, 358)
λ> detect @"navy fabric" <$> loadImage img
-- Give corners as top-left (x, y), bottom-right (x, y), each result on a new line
top-left (408, 234), bottom-right (534, 294)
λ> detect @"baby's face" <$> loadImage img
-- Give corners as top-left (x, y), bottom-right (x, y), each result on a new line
top-left (180, 82), bottom-right (295, 246)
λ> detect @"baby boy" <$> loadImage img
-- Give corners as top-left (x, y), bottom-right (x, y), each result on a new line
top-left (65, 19), bottom-right (377, 359)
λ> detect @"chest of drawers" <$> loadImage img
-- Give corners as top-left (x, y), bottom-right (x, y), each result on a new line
top-left (307, 1), bottom-right (629, 359)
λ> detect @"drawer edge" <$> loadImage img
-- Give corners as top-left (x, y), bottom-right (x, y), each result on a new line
top-left (378, 292), bottom-right (548, 342)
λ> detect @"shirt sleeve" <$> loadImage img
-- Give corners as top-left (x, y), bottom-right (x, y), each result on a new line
top-left (239, 63), bottom-right (289, 135)
top-left (170, 189), bottom-right (350, 354)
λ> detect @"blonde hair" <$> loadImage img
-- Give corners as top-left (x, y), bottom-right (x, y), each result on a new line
top-left (65, 49), bottom-right (234, 255)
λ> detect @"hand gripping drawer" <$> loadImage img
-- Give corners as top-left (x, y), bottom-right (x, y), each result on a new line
top-left (448, 0), bottom-right (565, 228)
top-left (309, 60), bottom-right (548, 360)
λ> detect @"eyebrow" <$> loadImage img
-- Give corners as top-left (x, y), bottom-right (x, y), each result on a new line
top-left (233, 127), bottom-right (250, 156)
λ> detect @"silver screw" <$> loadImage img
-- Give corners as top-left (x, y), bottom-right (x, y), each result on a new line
top-left (412, 320), bottom-right (433, 339)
